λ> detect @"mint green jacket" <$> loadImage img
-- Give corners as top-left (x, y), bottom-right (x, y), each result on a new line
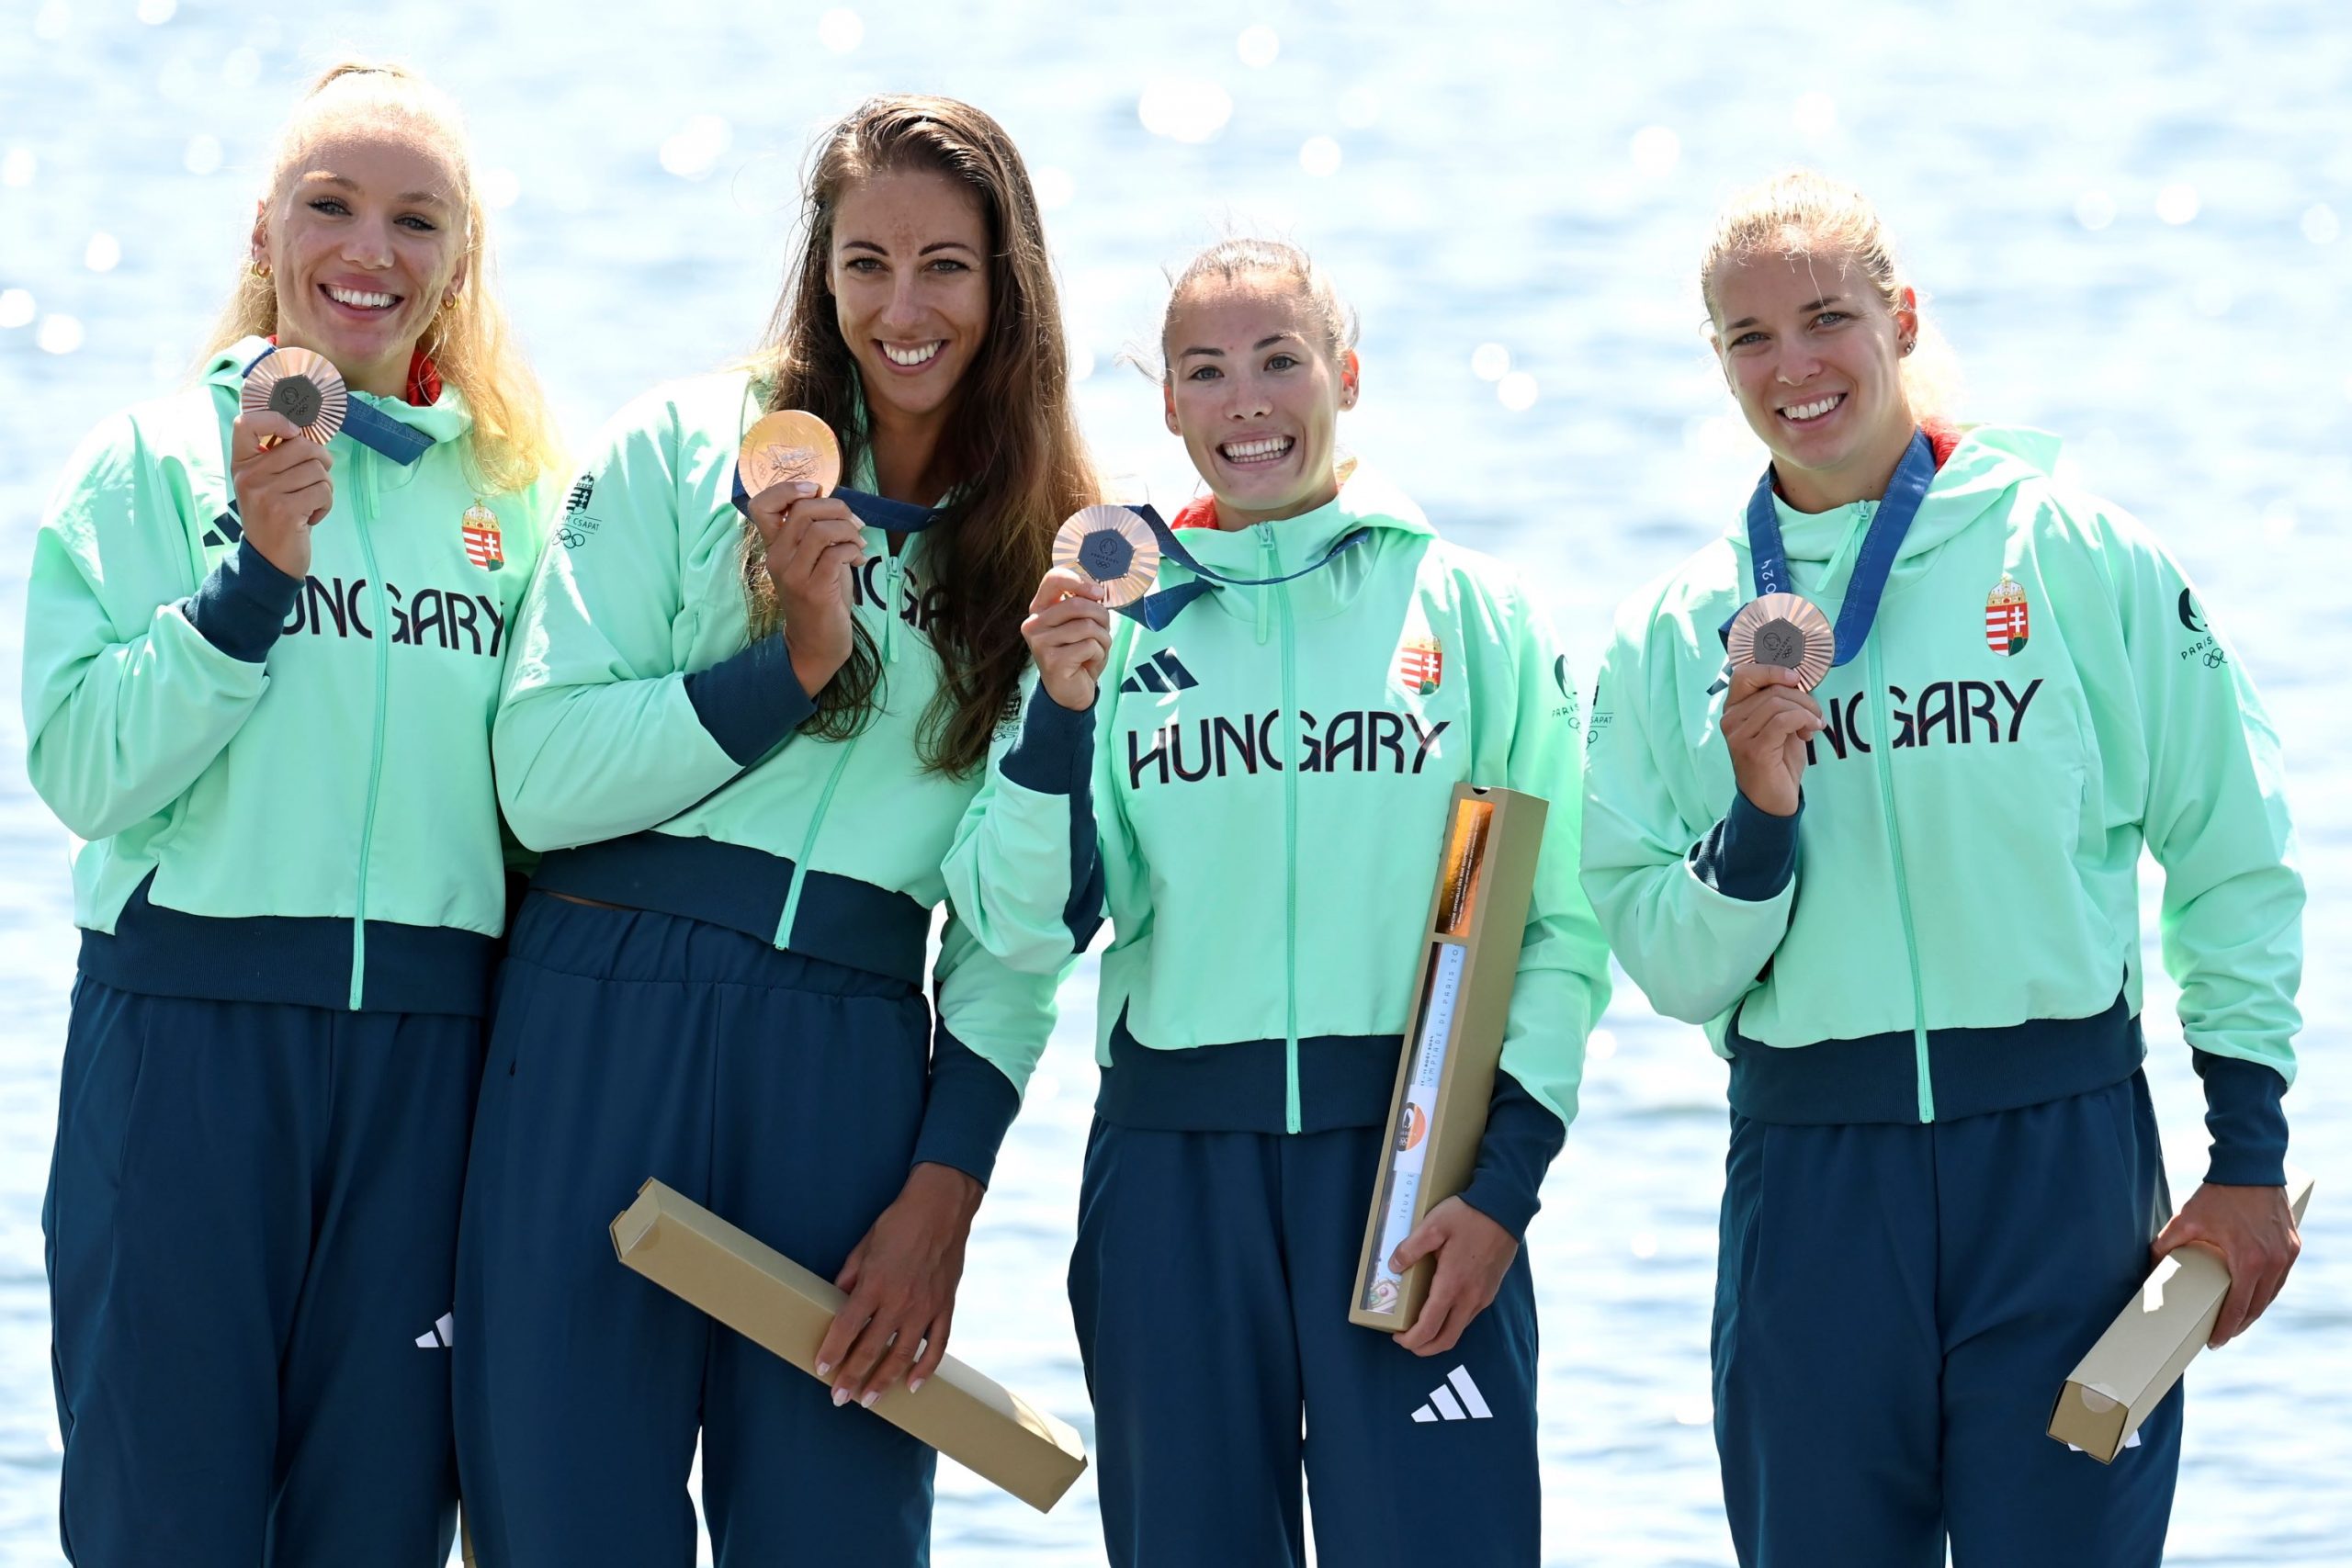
top-left (942, 464), bottom-right (1611, 1234)
top-left (21, 337), bottom-right (553, 1014)
top-left (491, 372), bottom-right (1059, 1180)
top-left (1579, 426), bottom-right (2300, 1179)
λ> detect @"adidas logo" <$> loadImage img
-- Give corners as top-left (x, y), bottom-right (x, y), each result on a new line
top-left (414, 1311), bottom-right (455, 1349)
top-left (1409, 1364), bottom-right (1492, 1424)
top-left (1120, 649), bottom-right (1198, 694)
top-left (201, 502), bottom-right (244, 548)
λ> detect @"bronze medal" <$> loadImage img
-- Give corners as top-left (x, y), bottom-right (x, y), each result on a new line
top-left (1052, 505), bottom-right (1162, 607)
top-left (1726, 592), bottom-right (1835, 692)
top-left (737, 410), bottom-right (842, 499)
top-left (242, 347), bottom-right (349, 446)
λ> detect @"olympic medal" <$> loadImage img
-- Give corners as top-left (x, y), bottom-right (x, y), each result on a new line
top-left (1726, 592), bottom-right (1835, 692)
top-left (1052, 505), bottom-right (1161, 607)
top-left (241, 347), bottom-right (348, 446)
top-left (737, 410), bottom-right (842, 499)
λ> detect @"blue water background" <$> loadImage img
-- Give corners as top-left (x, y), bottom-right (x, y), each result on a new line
top-left (2, 2), bottom-right (2346, 1562)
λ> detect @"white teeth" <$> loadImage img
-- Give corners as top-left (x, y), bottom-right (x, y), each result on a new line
top-left (883, 341), bottom-right (942, 367)
top-left (325, 285), bottom-right (399, 310)
top-left (1781, 394), bottom-right (1843, 422)
top-left (1220, 436), bottom-right (1294, 461)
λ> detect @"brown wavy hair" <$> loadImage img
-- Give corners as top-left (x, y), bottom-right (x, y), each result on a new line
top-left (746, 96), bottom-right (1097, 776)
top-left (202, 60), bottom-right (562, 496)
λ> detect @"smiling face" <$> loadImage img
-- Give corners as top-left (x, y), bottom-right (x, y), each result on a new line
top-left (1162, 271), bottom-right (1359, 529)
top-left (827, 166), bottom-right (991, 433)
top-left (1709, 245), bottom-right (1918, 511)
top-left (252, 127), bottom-right (468, 399)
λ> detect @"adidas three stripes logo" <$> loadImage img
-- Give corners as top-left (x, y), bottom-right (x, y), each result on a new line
top-left (1120, 649), bottom-right (1199, 694)
top-left (1410, 1364), bottom-right (1492, 1423)
top-left (414, 1312), bottom-right (455, 1349)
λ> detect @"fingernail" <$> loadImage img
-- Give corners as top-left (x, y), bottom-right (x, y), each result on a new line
top-left (814, 1360), bottom-right (831, 1378)
top-left (908, 1375), bottom-right (925, 1394)
top-left (831, 1386), bottom-right (850, 1407)
top-left (861, 1390), bottom-right (881, 1410)
top-left (794, 481), bottom-right (818, 496)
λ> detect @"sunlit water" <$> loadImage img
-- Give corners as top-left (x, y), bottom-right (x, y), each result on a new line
top-left (2, 3), bottom-right (2346, 1563)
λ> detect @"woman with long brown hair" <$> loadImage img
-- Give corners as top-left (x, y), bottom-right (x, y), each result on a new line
top-left (452, 96), bottom-right (1094, 1567)
top-left (24, 61), bottom-right (560, 1566)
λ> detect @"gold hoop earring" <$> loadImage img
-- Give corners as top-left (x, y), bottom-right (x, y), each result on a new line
top-left (249, 259), bottom-right (272, 280)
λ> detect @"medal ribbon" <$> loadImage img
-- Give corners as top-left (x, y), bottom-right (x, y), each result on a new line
top-left (729, 468), bottom-right (944, 534)
top-left (1115, 504), bottom-right (1374, 631)
top-left (243, 345), bottom-right (434, 467)
top-left (1736, 429), bottom-right (1936, 666)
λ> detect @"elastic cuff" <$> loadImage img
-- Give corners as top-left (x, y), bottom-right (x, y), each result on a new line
top-left (1690, 788), bottom-right (1801, 902)
top-left (2193, 1050), bottom-right (2290, 1187)
top-left (184, 539), bottom-right (301, 662)
top-left (1000, 686), bottom-right (1093, 794)
top-left (909, 1022), bottom-right (1023, 1190)
top-left (683, 635), bottom-right (816, 766)
top-left (1455, 1072), bottom-right (1566, 1241)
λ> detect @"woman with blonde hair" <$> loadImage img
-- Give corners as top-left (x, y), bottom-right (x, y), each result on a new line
top-left (24, 61), bottom-right (560, 1567)
top-left (455, 96), bottom-right (1092, 1566)
top-left (945, 237), bottom-right (1610, 1565)
top-left (1580, 170), bottom-right (2302, 1566)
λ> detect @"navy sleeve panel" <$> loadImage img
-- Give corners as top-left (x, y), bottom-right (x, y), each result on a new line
top-left (1000, 688), bottom-right (1091, 793)
top-left (1688, 789), bottom-right (1801, 903)
top-left (910, 1021), bottom-right (1023, 1190)
top-left (2192, 1049), bottom-right (2290, 1187)
top-left (182, 540), bottom-right (300, 663)
top-left (682, 634), bottom-right (816, 767)
top-left (1001, 692), bottom-right (1106, 952)
top-left (1457, 1070), bottom-right (1567, 1242)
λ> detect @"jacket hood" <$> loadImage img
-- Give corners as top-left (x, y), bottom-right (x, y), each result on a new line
top-left (1729, 423), bottom-right (2058, 565)
top-left (1163, 459), bottom-right (1436, 625)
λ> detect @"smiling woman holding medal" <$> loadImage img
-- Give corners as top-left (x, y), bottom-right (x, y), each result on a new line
top-left (454, 96), bottom-right (1092, 1568)
top-left (944, 239), bottom-right (1611, 1567)
top-left (20, 62), bottom-right (560, 1568)
top-left (1579, 171), bottom-right (2304, 1568)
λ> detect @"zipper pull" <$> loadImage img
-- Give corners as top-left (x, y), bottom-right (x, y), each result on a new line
top-left (881, 551), bottom-right (903, 663)
top-left (1254, 529), bottom-right (1277, 646)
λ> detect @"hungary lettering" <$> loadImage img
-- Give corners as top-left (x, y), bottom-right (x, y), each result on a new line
top-left (1127, 709), bottom-right (1449, 788)
top-left (1807, 678), bottom-right (2041, 762)
top-left (281, 575), bottom-right (508, 659)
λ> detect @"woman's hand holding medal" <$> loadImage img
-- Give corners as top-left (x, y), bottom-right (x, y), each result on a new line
top-left (1721, 661), bottom-right (1826, 818)
top-left (1023, 567), bottom-right (1112, 711)
top-left (1024, 505), bottom-right (1159, 711)
top-left (747, 478), bottom-right (863, 695)
top-left (230, 409), bottom-right (335, 579)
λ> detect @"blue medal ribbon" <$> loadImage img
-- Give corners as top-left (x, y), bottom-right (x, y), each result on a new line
top-left (729, 466), bottom-right (944, 534)
top-left (1114, 503), bottom-right (1374, 631)
top-left (242, 345), bottom-right (434, 466)
top-left (1725, 429), bottom-right (1937, 667)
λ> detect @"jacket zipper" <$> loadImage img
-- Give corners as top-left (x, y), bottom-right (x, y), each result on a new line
top-left (880, 542), bottom-right (903, 663)
top-left (1863, 633), bottom-right (1935, 1122)
top-left (778, 739), bottom-right (856, 948)
top-left (1266, 528), bottom-right (1303, 1134)
top-left (779, 535), bottom-right (894, 944)
top-left (348, 445), bottom-right (391, 1010)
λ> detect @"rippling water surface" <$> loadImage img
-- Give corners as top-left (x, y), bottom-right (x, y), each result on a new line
top-left (2, 3), bottom-right (2347, 1562)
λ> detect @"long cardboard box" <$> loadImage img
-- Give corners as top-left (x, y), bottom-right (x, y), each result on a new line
top-left (1350, 784), bottom-right (1548, 1332)
top-left (2047, 1166), bottom-right (2314, 1461)
top-left (611, 1179), bottom-right (1088, 1511)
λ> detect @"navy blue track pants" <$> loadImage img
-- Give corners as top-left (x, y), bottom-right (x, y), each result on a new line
top-left (1069, 1118), bottom-right (1543, 1568)
top-left (1713, 1072), bottom-right (2182, 1568)
top-left (453, 895), bottom-right (936, 1568)
top-left (44, 976), bottom-right (481, 1567)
